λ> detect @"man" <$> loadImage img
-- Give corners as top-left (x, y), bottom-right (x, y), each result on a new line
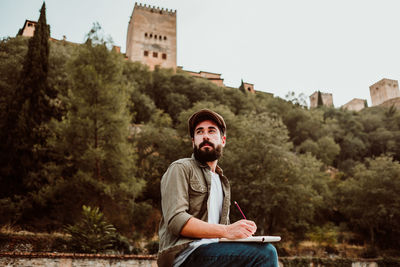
top-left (158, 109), bottom-right (278, 267)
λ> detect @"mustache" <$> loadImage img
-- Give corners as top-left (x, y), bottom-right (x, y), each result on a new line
top-left (199, 140), bottom-right (215, 148)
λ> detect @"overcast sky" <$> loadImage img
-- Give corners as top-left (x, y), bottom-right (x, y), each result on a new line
top-left (2, 0), bottom-right (400, 107)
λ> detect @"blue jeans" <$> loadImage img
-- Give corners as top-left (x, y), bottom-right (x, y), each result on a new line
top-left (180, 242), bottom-right (279, 267)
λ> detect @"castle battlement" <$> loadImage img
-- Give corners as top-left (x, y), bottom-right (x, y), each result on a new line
top-left (134, 2), bottom-right (176, 16)
top-left (127, 2), bottom-right (177, 70)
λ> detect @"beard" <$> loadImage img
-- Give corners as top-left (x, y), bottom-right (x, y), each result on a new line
top-left (193, 140), bottom-right (223, 163)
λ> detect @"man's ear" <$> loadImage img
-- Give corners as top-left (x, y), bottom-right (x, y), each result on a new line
top-left (221, 135), bottom-right (226, 147)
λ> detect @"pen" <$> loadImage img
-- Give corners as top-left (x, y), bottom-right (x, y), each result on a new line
top-left (234, 201), bottom-right (247, 220)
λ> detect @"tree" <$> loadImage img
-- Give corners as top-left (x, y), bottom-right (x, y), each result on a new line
top-left (317, 91), bottom-right (324, 107)
top-left (0, 2), bottom-right (55, 201)
top-left (338, 156), bottom-right (400, 249)
top-left (31, 25), bottom-right (144, 233)
top-left (285, 91), bottom-right (307, 107)
top-left (221, 112), bottom-right (329, 239)
top-left (297, 136), bottom-right (340, 166)
top-left (65, 205), bottom-right (117, 253)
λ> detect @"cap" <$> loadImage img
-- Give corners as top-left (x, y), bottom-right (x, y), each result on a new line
top-left (188, 109), bottom-right (226, 138)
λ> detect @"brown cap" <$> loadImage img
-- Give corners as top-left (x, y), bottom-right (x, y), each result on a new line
top-left (188, 109), bottom-right (226, 138)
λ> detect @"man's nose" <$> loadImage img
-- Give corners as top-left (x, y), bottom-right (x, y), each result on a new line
top-left (202, 132), bottom-right (210, 140)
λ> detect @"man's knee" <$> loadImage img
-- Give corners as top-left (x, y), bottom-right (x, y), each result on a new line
top-left (263, 243), bottom-right (277, 256)
top-left (258, 243), bottom-right (278, 264)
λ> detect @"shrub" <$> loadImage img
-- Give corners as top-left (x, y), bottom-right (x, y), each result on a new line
top-left (65, 205), bottom-right (121, 253)
top-left (145, 240), bottom-right (159, 255)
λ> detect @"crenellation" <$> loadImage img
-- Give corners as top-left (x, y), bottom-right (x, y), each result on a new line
top-left (134, 2), bottom-right (176, 15)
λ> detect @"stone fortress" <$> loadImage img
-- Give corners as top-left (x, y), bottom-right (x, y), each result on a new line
top-left (17, 2), bottom-right (400, 110)
top-left (310, 78), bottom-right (400, 111)
top-left (18, 3), bottom-right (263, 96)
top-left (126, 3), bottom-right (177, 70)
top-left (311, 78), bottom-right (400, 111)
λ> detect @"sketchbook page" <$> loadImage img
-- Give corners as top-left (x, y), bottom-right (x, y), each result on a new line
top-left (219, 236), bottom-right (281, 243)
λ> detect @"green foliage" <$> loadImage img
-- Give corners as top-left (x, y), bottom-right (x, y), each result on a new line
top-left (145, 240), bottom-right (159, 255)
top-left (317, 91), bottom-right (324, 107)
top-left (1, 8), bottom-right (400, 251)
top-left (338, 156), bottom-right (400, 248)
top-left (306, 223), bottom-right (338, 246)
top-left (0, 3), bottom-right (60, 227)
top-left (65, 205), bottom-right (117, 253)
top-left (21, 24), bottom-right (144, 232)
top-left (222, 112), bottom-right (329, 238)
top-left (298, 136), bottom-right (340, 166)
top-left (285, 91), bottom-right (307, 107)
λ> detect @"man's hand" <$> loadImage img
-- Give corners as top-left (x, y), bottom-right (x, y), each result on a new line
top-left (223, 219), bottom-right (257, 239)
top-left (180, 217), bottom-right (257, 239)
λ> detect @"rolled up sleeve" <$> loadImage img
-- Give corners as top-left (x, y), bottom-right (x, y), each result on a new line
top-left (161, 163), bottom-right (193, 236)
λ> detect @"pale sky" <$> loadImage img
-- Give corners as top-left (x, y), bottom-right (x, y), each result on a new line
top-left (2, 0), bottom-right (400, 107)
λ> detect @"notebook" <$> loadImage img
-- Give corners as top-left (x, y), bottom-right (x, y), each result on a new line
top-left (219, 236), bottom-right (281, 243)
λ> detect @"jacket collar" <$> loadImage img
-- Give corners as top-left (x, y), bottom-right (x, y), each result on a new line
top-left (191, 154), bottom-right (224, 177)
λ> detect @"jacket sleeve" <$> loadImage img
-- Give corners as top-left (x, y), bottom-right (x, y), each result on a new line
top-left (160, 162), bottom-right (193, 236)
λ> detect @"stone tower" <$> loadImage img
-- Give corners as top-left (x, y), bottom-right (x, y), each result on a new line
top-left (369, 78), bottom-right (400, 106)
top-left (342, 98), bottom-right (366, 112)
top-left (126, 3), bottom-right (177, 70)
top-left (309, 91), bottom-right (333, 108)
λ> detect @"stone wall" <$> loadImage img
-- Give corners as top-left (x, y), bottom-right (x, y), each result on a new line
top-left (0, 252), bottom-right (157, 267)
top-left (342, 98), bottom-right (366, 111)
top-left (1, 252), bottom-right (390, 267)
top-left (379, 96), bottom-right (400, 108)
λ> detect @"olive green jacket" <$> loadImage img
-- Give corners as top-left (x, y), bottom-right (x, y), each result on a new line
top-left (157, 155), bottom-right (231, 267)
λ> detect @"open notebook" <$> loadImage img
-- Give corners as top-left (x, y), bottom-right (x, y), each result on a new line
top-left (219, 236), bottom-right (281, 243)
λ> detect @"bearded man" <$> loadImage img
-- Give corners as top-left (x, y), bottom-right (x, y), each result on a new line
top-left (157, 109), bottom-right (278, 267)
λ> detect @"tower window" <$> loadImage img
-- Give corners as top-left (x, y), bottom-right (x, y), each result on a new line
top-left (162, 53), bottom-right (167, 60)
top-left (144, 51), bottom-right (149, 57)
top-left (145, 33), bottom-right (148, 37)
top-left (153, 52), bottom-right (158, 58)
top-left (28, 23), bottom-right (33, 27)
top-left (150, 33), bottom-right (153, 38)
top-left (164, 36), bottom-right (167, 40)
top-left (155, 34), bottom-right (157, 39)
top-left (159, 36), bottom-right (162, 40)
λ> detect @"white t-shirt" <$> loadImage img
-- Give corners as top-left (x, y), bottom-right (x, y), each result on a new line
top-left (173, 171), bottom-right (223, 267)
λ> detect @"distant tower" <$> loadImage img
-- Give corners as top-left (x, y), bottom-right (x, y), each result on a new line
top-left (309, 91), bottom-right (333, 108)
top-left (342, 98), bottom-right (366, 112)
top-left (17, 20), bottom-right (37, 37)
top-left (126, 3), bottom-right (177, 70)
top-left (239, 80), bottom-right (255, 94)
top-left (369, 78), bottom-right (400, 106)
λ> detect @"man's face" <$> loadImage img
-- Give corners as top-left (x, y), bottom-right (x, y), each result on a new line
top-left (192, 120), bottom-right (226, 162)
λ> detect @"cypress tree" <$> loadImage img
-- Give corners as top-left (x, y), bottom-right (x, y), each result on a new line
top-left (0, 2), bottom-right (53, 198)
top-left (239, 79), bottom-right (246, 93)
top-left (317, 91), bottom-right (324, 107)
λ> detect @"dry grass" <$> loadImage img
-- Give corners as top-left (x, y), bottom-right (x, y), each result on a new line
top-left (278, 240), bottom-right (366, 258)
top-left (0, 224), bottom-right (69, 238)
